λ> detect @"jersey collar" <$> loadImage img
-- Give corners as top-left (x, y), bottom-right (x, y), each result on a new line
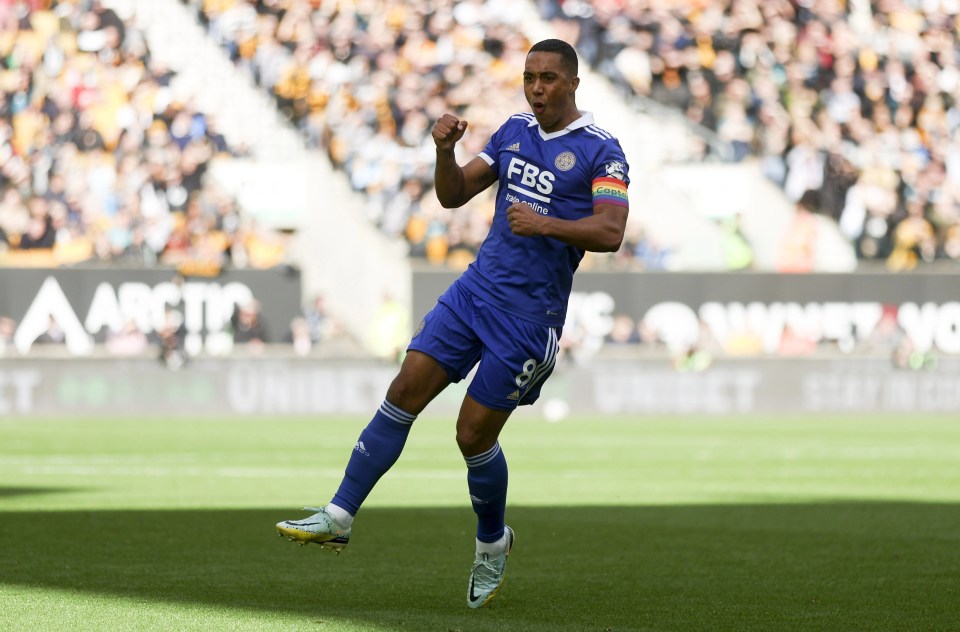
top-left (529, 111), bottom-right (595, 140)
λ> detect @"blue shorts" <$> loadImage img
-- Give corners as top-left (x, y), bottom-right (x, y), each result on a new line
top-left (408, 281), bottom-right (561, 411)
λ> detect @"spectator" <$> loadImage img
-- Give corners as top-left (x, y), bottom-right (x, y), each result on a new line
top-left (17, 213), bottom-right (55, 249)
top-left (720, 213), bottom-right (753, 271)
top-left (604, 313), bottom-right (640, 345)
top-left (368, 292), bottom-right (409, 363)
top-left (777, 324), bottom-right (817, 357)
top-left (232, 299), bottom-right (267, 345)
top-left (105, 319), bottom-right (149, 356)
top-left (0, 188), bottom-right (29, 243)
top-left (621, 226), bottom-right (670, 270)
top-left (893, 335), bottom-right (937, 371)
top-left (303, 294), bottom-right (341, 346)
top-left (157, 308), bottom-right (187, 370)
top-left (778, 189), bottom-right (820, 273)
top-left (0, 315), bottom-right (15, 356)
top-left (887, 195), bottom-right (937, 272)
top-left (943, 224), bottom-right (960, 265)
top-left (288, 316), bottom-right (312, 356)
top-left (672, 345), bottom-right (713, 372)
top-left (34, 315), bottom-right (65, 346)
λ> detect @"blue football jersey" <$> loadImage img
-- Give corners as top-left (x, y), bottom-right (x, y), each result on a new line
top-left (456, 111), bottom-right (630, 327)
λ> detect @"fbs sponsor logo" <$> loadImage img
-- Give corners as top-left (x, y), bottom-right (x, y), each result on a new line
top-left (505, 191), bottom-right (550, 215)
top-left (354, 440), bottom-right (369, 456)
top-left (506, 156), bottom-right (555, 202)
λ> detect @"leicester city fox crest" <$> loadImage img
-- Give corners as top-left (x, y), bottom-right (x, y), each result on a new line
top-left (555, 151), bottom-right (576, 171)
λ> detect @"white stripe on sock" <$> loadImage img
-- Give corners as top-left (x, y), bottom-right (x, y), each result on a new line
top-left (380, 400), bottom-right (416, 425)
top-left (465, 442), bottom-right (501, 468)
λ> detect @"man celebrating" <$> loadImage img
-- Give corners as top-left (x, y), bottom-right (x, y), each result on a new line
top-left (277, 38), bottom-right (630, 609)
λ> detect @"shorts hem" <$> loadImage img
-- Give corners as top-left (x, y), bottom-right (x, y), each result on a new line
top-left (406, 344), bottom-right (464, 383)
top-left (466, 387), bottom-right (519, 412)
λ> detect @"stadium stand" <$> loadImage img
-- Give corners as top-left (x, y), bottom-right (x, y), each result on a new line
top-left (538, 0), bottom-right (960, 271)
top-left (172, 0), bottom-right (862, 272)
top-left (165, 0), bottom-right (960, 273)
top-left (0, 0), bottom-right (409, 354)
top-left (3, 0), bottom-right (957, 362)
top-left (0, 0), bottom-right (293, 272)
top-left (178, 0), bottom-right (535, 268)
top-left (120, 0), bottom-right (410, 350)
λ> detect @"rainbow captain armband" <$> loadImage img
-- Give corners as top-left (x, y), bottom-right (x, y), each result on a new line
top-left (592, 177), bottom-right (629, 208)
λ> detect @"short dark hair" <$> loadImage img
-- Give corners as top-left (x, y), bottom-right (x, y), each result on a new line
top-left (529, 39), bottom-right (578, 77)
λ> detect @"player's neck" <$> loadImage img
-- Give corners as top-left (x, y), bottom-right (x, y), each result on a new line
top-left (539, 107), bottom-right (581, 133)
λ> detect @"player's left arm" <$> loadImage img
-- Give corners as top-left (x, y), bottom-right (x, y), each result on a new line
top-left (506, 201), bottom-right (628, 252)
top-left (508, 146), bottom-right (630, 252)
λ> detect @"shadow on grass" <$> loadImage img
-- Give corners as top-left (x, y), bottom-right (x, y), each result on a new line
top-left (0, 487), bottom-right (86, 498)
top-left (1, 503), bottom-right (958, 632)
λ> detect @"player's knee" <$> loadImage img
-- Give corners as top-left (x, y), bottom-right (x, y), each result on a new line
top-left (456, 427), bottom-right (478, 455)
top-left (384, 352), bottom-right (451, 413)
top-left (456, 425), bottom-right (492, 457)
top-left (385, 377), bottom-right (421, 413)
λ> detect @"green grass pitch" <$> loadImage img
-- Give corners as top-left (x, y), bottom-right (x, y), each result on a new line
top-left (1, 414), bottom-right (959, 631)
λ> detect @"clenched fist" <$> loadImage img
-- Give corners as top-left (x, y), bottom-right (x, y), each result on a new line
top-left (432, 113), bottom-right (468, 151)
top-left (507, 202), bottom-right (546, 237)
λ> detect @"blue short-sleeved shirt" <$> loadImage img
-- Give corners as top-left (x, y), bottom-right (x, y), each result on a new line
top-left (411, 111), bottom-right (630, 409)
top-left (457, 111), bottom-right (630, 328)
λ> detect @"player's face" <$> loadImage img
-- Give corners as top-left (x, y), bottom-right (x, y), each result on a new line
top-left (523, 52), bottom-right (580, 133)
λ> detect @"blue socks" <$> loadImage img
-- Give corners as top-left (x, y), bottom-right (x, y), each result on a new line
top-left (330, 401), bottom-right (508, 546)
top-left (465, 442), bottom-right (508, 543)
top-left (331, 400), bottom-right (415, 515)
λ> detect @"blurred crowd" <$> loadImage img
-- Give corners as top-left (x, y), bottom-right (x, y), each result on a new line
top-left (181, 0), bottom-right (960, 271)
top-left (540, 0), bottom-right (960, 271)
top-left (182, 0), bottom-right (551, 268)
top-left (4, 0), bottom-right (960, 361)
top-left (0, 0), bottom-right (288, 271)
top-left (11, 1), bottom-right (958, 273)
top-left (556, 301), bottom-right (935, 372)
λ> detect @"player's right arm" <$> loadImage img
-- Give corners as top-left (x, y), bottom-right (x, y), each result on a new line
top-left (433, 114), bottom-right (497, 208)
